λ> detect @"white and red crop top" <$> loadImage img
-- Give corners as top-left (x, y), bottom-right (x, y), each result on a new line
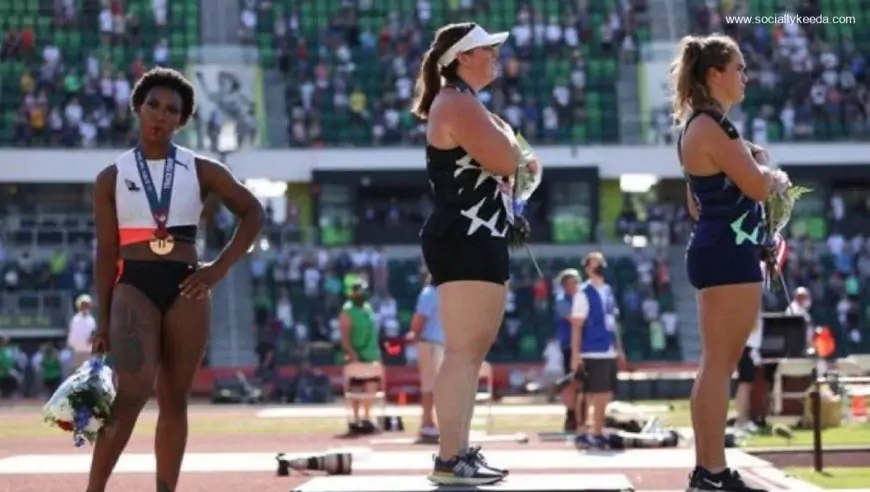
top-left (113, 145), bottom-right (204, 247)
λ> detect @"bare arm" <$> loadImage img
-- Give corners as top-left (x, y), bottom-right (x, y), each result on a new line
top-left (570, 315), bottom-right (584, 360)
top-left (409, 313), bottom-right (427, 337)
top-left (445, 95), bottom-right (520, 176)
top-left (93, 165), bottom-right (120, 340)
top-left (570, 291), bottom-right (589, 363)
top-left (744, 140), bottom-right (771, 166)
top-left (197, 157), bottom-right (265, 271)
top-left (339, 312), bottom-right (355, 357)
top-left (692, 116), bottom-right (772, 201)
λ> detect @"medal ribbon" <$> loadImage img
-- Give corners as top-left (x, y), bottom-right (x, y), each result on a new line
top-left (445, 77), bottom-right (475, 95)
top-left (134, 145), bottom-right (177, 238)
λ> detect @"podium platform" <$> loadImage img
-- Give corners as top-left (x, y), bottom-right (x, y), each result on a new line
top-left (292, 474), bottom-right (634, 492)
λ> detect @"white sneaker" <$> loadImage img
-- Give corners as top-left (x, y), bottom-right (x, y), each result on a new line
top-left (419, 426), bottom-right (440, 439)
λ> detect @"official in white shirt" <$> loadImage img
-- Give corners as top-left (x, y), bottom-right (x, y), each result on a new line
top-left (67, 294), bottom-right (97, 367)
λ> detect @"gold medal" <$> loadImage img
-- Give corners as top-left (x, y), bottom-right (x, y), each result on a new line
top-left (149, 234), bottom-right (175, 256)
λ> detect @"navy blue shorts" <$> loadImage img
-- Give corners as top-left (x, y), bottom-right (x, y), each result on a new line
top-left (686, 244), bottom-right (762, 290)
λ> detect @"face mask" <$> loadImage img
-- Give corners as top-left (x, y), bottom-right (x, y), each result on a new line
top-left (590, 265), bottom-right (605, 277)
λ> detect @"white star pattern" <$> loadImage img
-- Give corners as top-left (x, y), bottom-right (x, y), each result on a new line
top-left (454, 153), bottom-right (509, 238)
top-left (461, 198), bottom-right (508, 237)
top-left (454, 154), bottom-right (498, 191)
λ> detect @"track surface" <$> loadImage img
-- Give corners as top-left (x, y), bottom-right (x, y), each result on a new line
top-left (0, 405), bottom-right (826, 492)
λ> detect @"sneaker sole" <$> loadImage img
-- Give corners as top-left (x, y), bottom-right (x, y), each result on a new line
top-left (427, 473), bottom-right (505, 486)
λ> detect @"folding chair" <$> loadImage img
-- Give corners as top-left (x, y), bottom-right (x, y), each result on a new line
top-left (475, 361), bottom-right (495, 434)
top-left (342, 361), bottom-right (387, 427)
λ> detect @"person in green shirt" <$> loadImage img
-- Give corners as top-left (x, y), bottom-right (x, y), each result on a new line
top-left (40, 344), bottom-right (63, 394)
top-left (0, 338), bottom-right (19, 399)
top-left (340, 281), bottom-right (382, 427)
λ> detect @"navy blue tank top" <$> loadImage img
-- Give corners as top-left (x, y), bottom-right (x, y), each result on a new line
top-left (421, 81), bottom-right (513, 240)
top-left (678, 110), bottom-right (764, 249)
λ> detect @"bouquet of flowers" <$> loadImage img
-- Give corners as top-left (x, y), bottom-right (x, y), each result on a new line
top-left (506, 132), bottom-right (542, 249)
top-left (762, 168), bottom-right (811, 291)
top-left (43, 356), bottom-right (116, 447)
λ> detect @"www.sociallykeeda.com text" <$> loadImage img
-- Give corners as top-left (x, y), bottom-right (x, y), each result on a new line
top-left (725, 14), bottom-right (856, 24)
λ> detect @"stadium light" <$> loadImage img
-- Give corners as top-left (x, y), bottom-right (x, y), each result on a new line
top-left (244, 179), bottom-right (287, 198)
top-left (619, 174), bottom-right (658, 193)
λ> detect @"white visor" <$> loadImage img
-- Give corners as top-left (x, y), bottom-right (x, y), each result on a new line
top-left (438, 25), bottom-right (509, 67)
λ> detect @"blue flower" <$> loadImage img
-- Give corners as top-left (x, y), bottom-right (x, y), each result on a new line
top-left (72, 406), bottom-right (93, 447)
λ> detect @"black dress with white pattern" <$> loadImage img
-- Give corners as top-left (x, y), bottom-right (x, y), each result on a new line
top-left (421, 145), bottom-right (513, 239)
top-left (419, 81), bottom-right (513, 286)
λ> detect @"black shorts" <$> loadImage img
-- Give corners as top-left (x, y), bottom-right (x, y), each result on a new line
top-left (737, 347), bottom-right (757, 383)
top-left (421, 234), bottom-right (509, 286)
top-left (686, 244), bottom-right (762, 290)
top-left (579, 358), bottom-right (618, 394)
top-left (348, 377), bottom-right (380, 389)
top-left (118, 259), bottom-right (196, 314)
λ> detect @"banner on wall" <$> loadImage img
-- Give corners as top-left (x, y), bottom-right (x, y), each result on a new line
top-left (184, 64), bottom-right (265, 150)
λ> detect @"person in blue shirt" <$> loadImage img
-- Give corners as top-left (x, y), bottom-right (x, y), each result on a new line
top-left (408, 273), bottom-right (444, 441)
top-left (553, 268), bottom-right (581, 431)
top-left (570, 252), bottom-right (625, 448)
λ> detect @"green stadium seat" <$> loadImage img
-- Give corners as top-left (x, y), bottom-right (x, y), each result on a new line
top-left (0, 0), bottom-right (197, 145)
top-left (686, 0), bottom-right (868, 141)
top-left (250, 0), bottom-right (636, 146)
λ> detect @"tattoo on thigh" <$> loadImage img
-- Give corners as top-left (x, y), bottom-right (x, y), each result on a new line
top-left (156, 479), bottom-right (172, 492)
top-left (109, 298), bottom-right (150, 374)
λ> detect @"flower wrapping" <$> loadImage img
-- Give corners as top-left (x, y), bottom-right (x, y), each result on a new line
top-left (42, 356), bottom-right (116, 447)
top-left (506, 132), bottom-right (542, 249)
top-left (761, 169), bottom-right (811, 290)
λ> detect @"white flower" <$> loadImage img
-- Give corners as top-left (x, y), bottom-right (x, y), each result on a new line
top-left (512, 133), bottom-right (542, 204)
top-left (42, 357), bottom-right (116, 446)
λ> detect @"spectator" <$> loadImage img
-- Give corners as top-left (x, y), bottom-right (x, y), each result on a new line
top-left (689, 2), bottom-right (870, 141)
top-left (0, 338), bottom-right (21, 400)
top-left (67, 294), bottom-right (96, 367)
top-left (152, 0), bottom-right (167, 27)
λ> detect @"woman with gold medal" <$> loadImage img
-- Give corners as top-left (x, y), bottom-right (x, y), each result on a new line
top-left (86, 67), bottom-right (264, 492)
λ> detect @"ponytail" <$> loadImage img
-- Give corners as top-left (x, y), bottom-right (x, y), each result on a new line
top-left (669, 34), bottom-right (738, 124)
top-left (411, 49), bottom-right (443, 119)
top-left (410, 22), bottom-right (476, 119)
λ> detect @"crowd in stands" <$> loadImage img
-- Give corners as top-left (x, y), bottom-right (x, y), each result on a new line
top-left (0, 238), bottom-right (93, 400)
top-left (776, 229), bottom-right (870, 355)
top-left (249, 241), bottom-right (683, 375)
top-left (246, 0), bottom-right (650, 147)
top-left (0, 337), bottom-right (77, 400)
top-left (5, 0), bottom-right (869, 148)
top-left (0, 0), bottom-right (191, 148)
top-left (684, 0), bottom-right (870, 142)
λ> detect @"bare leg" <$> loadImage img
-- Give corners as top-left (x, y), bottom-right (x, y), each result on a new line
top-left (153, 293), bottom-right (210, 491)
top-left (735, 382), bottom-right (752, 426)
top-left (435, 281), bottom-right (506, 460)
top-left (86, 286), bottom-right (161, 492)
top-left (362, 381), bottom-right (378, 421)
top-left (460, 282), bottom-right (506, 447)
top-left (590, 393), bottom-right (611, 436)
top-left (420, 391), bottom-right (436, 428)
top-left (692, 283), bottom-right (761, 472)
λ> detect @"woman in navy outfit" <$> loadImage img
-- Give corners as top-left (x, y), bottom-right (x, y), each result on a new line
top-left (671, 34), bottom-right (789, 492)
